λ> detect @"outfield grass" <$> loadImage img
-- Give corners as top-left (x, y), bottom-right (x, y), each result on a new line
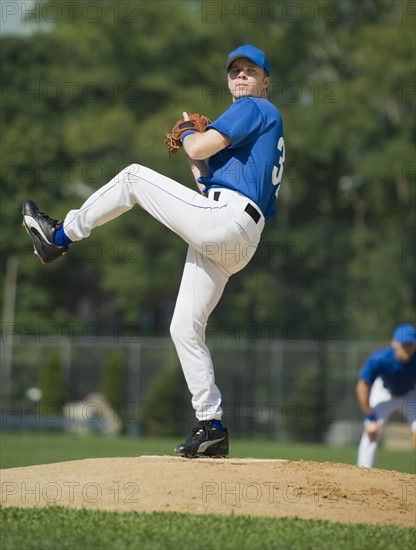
top-left (1, 431), bottom-right (415, 473)
top-left (1, 507), bottom-right (415, 550)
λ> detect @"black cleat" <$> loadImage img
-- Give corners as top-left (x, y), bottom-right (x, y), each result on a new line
top-left (22, 200), bottom-right (68, 264)
top-left (175, 420), bottom-right (229, 458)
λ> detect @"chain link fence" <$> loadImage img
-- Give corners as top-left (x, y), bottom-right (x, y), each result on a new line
top-left (1, 336), bottom-right (406, 444)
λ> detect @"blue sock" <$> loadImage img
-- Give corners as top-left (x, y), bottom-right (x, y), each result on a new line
top-left (211, 419), bottom-right (224, 432)
top-left (54, 226), bottom-right (72, 247)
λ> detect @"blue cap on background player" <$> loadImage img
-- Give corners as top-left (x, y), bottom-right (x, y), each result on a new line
top-left (225, 45), bottom-right (270, 75)
top-left (392, 323), bottom-right (416, 344)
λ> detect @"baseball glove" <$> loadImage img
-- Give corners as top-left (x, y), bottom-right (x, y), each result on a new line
top-left (165, 113), bottom-right (211, 156)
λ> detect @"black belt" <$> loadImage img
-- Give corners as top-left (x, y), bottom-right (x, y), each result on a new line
top-left (212, 191), bottom-right (261, 224)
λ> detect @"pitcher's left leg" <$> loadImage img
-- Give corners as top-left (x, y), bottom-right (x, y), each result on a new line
top-left (170, 247), bottom-right (229, 421)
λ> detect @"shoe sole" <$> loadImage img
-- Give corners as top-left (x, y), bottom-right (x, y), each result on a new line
top-left (22, 219), bottom-right (62, 264)
top-left (22, 219), bottom-right (47, 263)
top-left (175, 444), bottom-right (229, 459)
top-left (177, 453), bottom-right (228, 459)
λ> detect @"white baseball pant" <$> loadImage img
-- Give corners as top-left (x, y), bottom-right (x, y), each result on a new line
top-left (357, 377), bottom-right (416, 467)
top-left (63, 163), bottom-right (265, 420)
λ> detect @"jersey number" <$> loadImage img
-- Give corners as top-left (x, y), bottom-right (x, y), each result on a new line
top-left (272, 137), bottom-right (285, 197)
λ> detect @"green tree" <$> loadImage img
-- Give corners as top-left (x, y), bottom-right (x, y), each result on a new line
top-left (284, 365), bottom-right (330, 443)
top-left (100, 350), bottom-right (126, 420)
top-left (140, 359), bottom-right (189, 437)
top-left (1, 0), bottom-right (414, 344)
top-left (38, 348), bottom-right (66, 419)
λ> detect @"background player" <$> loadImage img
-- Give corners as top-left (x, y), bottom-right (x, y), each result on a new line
top-left (22, 44), bottom-right (285, 458)
top-left (356, 323), bottom-right (416, 467)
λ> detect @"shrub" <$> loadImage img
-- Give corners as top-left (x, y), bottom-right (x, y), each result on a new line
top-left (140, 361), bottom-right (189, 437)
top-left (38, 348), bottom-right (66, 417)
top-left (284, 365), bottom-right (330, 443)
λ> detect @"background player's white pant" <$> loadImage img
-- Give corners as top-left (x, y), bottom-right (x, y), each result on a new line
top-left (63, 164), bottom-right (265, 420)
top-left (357, 378), bottom-right (416, 467)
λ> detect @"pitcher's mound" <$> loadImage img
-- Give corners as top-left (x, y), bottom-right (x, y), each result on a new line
top-left (1, 456), bottom-right (415, 527)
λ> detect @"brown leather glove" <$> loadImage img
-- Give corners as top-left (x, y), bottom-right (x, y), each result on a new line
top-left (165, 113), bottom-right (211, 156)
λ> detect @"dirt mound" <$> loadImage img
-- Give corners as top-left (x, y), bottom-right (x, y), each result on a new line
top-left (1, 457), bottom-right (415, 527)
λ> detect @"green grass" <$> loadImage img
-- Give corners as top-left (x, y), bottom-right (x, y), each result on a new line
top-left (1, 507), bottom-right (415, 550)
top-left (1, 431), bottom-right (415, 474)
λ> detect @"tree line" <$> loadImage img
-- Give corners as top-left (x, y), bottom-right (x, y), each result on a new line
top-left (1, 0), bottom-right (414, 343)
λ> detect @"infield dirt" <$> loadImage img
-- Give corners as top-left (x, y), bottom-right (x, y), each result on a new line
top-left (1, 456), bottom-right (415, 527)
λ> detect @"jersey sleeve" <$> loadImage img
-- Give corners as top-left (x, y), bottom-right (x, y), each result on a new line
top-left (358, 354), bottom-right (380, 384)
top-left (207, 98), bottom-right (265, 149)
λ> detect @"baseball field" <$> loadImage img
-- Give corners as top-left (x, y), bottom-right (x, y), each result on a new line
top-left (1, 433), bottom-right (415, 549)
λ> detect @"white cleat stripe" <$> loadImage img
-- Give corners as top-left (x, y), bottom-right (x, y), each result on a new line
top-left (24, 216), bottom-right (53, 245)
top-left (197, 437), bottom-right (226, 453)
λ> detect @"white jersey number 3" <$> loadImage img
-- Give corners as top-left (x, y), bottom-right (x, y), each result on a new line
top-left (272, 137), bottom-right (285, 197)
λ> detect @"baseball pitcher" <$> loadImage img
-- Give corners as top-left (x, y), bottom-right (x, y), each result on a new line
top-left (22, 45), bottom-right (285, 458)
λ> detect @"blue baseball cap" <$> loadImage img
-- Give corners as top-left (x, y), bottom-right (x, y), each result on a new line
top-left (225, 45), bottom-right (270, 75)
top-left (392, 323), bottom-right (416, 344)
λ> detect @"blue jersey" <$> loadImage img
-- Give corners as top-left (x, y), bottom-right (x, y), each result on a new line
top-left (199, 97), bottom-right (285, 222)
top-left (359, 347), bottom-right (416, 396)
